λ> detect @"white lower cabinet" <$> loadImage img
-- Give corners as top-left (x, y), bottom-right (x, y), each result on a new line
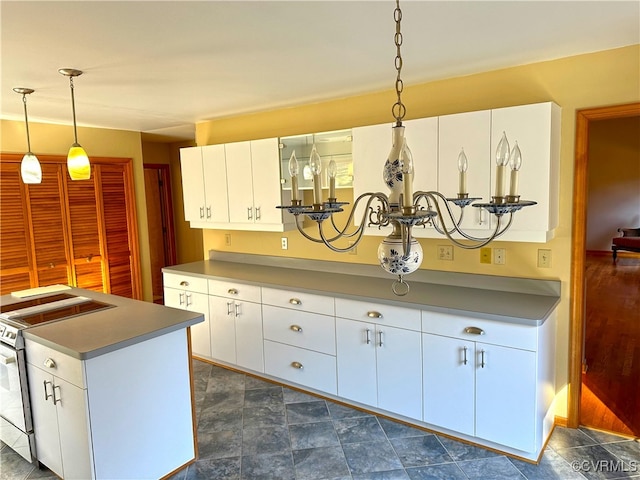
top-left (27, 364), bottom-right (91, 479)
top-left (26, 329), bottom-right (195, 479)
top-left (208, 279), bottom-right (264, 372)
top-left (163, 272), bottom-right (211, 358)
top-left (335, 299), bottom-right (423, 421)
top-left (422, 310), bottom-right (555, 456)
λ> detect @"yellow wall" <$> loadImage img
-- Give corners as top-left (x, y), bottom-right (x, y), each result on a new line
top-left (195, 45), bottom-right (640, 418)
top-left (1, 120), bottom-right (153, 301)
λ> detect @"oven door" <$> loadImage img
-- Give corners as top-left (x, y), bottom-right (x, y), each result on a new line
top-left (0, 343), bottom-right (36, 463)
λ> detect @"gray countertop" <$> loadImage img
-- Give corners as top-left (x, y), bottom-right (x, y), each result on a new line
top-left (1, 287), bottom-right (203, 360)
top-left (164, 252), bottom-right (561, 325)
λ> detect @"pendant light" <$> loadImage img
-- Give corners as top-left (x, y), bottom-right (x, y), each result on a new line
top-left (59, 68), bottom-right (90, 180)
top-left (13, 87), bottom-right (42, 184)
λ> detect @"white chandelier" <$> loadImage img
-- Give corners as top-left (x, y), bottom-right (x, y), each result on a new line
top-left (277, 0), bottom-right (535, 296)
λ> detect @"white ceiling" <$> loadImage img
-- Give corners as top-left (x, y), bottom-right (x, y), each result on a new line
top-left (2, 1), bottom-right (638, 141)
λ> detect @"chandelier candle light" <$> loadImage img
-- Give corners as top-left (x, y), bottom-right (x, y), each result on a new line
top-left (59, 68), bottom-right (91, 181)
top-left (13, 87), bottom-right (42, 184)
top-left (277, 0), bottom-right (536, 296)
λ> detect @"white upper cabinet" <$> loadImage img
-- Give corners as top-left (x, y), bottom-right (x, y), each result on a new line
top-left (438, 110), bottom-right (492, 232)
top-left (490, 102), bottom-right (561, 241)
top-left (181, 138), bottom-right (293, 231)
top-left (180, 144), bottom-right (229, 224)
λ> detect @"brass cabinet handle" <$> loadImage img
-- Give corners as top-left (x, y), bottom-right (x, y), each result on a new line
top-left (464, 326), bottom-right (485, 335)
top-left (228, 288), bottom-right (239, 295)
top-left (49, 263), bottom-right (55, 269)
top-left (289, 298), bottom-right (302, 305)
top-left (367, 311), bottom-right (383, 319)
top-left (179, 280), bottom-right (189, 287)
top-left (291, 361), bottom-right (304, 369)
top-left (44, 358), bottom-right (56, 369)
top-left (290, 325), bottom-right (303, 333)
top-left (86, 254), bottom-right (94, 262)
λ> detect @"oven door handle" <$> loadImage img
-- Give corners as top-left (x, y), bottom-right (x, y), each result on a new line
top-left (0, 354), bottom-right (16, 365)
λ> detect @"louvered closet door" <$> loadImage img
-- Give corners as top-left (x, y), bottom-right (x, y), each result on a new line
top-left (65, 169), bottom-right (105, 292)
top-left (97, 165), bottom-right (136, 298)
top-left (27, 163), bottom-right (71, 287)
top-left (0, 163), bottom-right (33, 294)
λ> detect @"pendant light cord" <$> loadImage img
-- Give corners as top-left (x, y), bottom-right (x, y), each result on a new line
top-left (392, 0), bottom-right (406, 126)
top-left (69, 76), bottom-right (79, 144)
top-left (21, 94), bottom-right (32, 152)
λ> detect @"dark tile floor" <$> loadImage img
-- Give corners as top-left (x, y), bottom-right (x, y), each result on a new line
top-left (2, 359), bottom-right (639, 479)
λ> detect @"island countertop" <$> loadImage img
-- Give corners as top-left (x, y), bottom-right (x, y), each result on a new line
top-left (1, 287), bottom-right (204, 360)
top-left (163, 251), bottom-right (561, 325)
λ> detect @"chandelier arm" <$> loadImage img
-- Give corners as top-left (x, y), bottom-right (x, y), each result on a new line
top-left (294, 215), bottom-right (326, 244)
top-left (414, 191), bottom-right (462, 236)
top-left (326, 192), bottom-right (389, 237)
top-left (317, 221), bottom-right (365, 253)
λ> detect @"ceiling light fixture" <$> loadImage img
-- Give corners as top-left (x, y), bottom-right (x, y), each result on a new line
top-left (13, 87), bottom-right (42, 184)
top-left (278, 0), bottom-right (535, 296)
top-left (59, 68), bottom-right (90, 180)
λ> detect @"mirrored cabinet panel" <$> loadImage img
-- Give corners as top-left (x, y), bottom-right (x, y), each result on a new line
top-left (280, 129), bottom-right (353, 191)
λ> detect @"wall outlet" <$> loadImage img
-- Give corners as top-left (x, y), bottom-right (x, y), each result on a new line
top-left (225, 234), bottom-right (231, 246)
top-left (437, 245), bottom-right (453, 261)
top-left (480, 248), bottom-right (492, 264)
top-left (494, 248), bottom-right (506, 265)
top-left (281, 237), bottom-right (288, 250)
top-left (538, 249), bottom-right (551, 268)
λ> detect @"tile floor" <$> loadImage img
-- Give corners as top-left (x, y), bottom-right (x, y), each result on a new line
top-left (2, 359), bottom-right (639, 479)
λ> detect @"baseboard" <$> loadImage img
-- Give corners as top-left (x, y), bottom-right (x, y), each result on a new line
top-left (555, 415), bottom-right (569, 427)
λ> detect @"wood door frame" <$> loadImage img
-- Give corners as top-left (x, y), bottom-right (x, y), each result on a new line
top-left (568, 102), bottom-right (640, 428)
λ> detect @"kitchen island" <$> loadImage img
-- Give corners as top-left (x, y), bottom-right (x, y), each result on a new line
top-left (1, 287), bottom-right (203, 480)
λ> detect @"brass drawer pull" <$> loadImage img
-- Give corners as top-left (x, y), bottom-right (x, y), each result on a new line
top-left (228, 288), bottom-right (239, 295)
top-left (290, 325), bottom-right (303, 333)
top-left (289, 298), bottom-right (302, 305)
top-left (179, 280), bottom-right (189, 287)
top-left (367, 311), bottom-right (383, 319)
top-left (464, 326), bottom-right (485, 335)
top-left (291, 361), bottom-right (304, 369)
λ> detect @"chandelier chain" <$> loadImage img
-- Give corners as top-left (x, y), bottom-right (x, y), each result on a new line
top-left (392, 0), bottom-right (405, 125)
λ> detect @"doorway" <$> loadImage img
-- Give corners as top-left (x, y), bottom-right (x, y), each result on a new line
top-left (569, 103), bottom-right (640, 435)
top-left (144, 164), bottom-right (177, 304)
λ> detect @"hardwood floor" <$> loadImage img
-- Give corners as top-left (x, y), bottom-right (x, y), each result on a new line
top-left (581, 252), bottom-right (640, 437)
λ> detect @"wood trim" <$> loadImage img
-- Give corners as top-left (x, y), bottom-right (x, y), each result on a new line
top-left (122, 159), bottom-right (143, 300)
top-left (569, 102), bottom-right (640, 428)
top-left (143, 163), bottom-right (177, 266)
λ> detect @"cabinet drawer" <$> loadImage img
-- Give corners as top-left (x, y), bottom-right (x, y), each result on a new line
top-left (208, 279), bottom-right (261, 302)
top-left (262, 287), bottom-right (334, 316)
top-left (264, 340), bottom-right (337, 395)
top-left (263, 305), bottom-right (335, 355)
top-left (335, 298), bottom-right (421, 332)
top-left (25, 339), bottom-right (85, 388)
top-left (163, 272), bottom-right (208, 294)
top-left (421, 310), bottom-right (538, 351)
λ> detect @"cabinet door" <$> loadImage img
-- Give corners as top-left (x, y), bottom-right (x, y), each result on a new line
top-left (376, 326), bottom-right (422, 420)
top-left (26, 366), bottom-right (63, 477)
top-left (352, 123), bottom-right (394, 234)
top-left (423, 334), bottom-right (475, 435)
top-left (186, 291), bottom-right (211, 358)
top-left (250, 138), bottom-right (284, 225)
top-left (201, 144), bottom-right (230, 223)
top-left (491, 103), bottom-right (559, 236)
top-left (438, 110), bottom-right (491, 231)
top-left (209, 295), bottom-right (237, 364)
top-left (179, 147), bottom-right (206, 222)
top-left (225, 141), bottom-right (255, 224)
top-left (475, 343), bottom-right (536, 452)
top-left (55, 377), bottom-right (93, 480)
top-left (234, 300), bottom-right (264, 372)
top-left (336, 318), bottom-right (377, 407)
